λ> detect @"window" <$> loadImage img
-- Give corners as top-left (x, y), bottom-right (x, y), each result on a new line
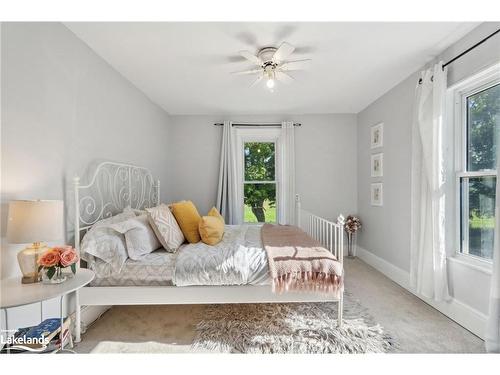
top-left (235, 127), bottom-right (281, 224)
top-left (455, 68), bottom-right (499, 261)
top-left (243, 141), bottom-right (277, 223)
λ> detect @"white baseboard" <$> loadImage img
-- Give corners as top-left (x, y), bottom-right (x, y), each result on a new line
top-left (356, 246), bottom-right (487, 340)
top-left (420, 294), bottom-right (488, 340)
top-left (355, 246), bottom-right (411, 289)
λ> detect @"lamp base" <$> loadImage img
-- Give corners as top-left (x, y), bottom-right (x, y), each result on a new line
top-left (21, 274), bottom-right (41, 284)
top-left (17, 243), bottom-right (49, 284)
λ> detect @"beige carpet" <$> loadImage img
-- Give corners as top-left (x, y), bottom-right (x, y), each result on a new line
top-left (91, 341), bottom-right (211, 353)
top-left (75, 258), bottom-right (485, 353)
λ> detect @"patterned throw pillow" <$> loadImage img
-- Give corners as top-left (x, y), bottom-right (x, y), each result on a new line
top-left (146, 204), bottom-right (185, 252)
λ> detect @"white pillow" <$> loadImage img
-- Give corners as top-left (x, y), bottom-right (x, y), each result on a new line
top-left (80, 211), bottom-right (136, 273)
top-left (110, 215), bottom-right (161, 260)
top-left (146, 204), bottom-right (185, 252)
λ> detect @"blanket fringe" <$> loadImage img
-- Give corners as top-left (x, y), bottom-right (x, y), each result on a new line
top-left (272, 272), bottom-right (344, 297)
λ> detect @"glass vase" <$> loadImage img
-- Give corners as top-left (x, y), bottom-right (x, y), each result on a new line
top-left (347, 233), bottom-right (357, 258)
top-left (42, 267), bottom-right (67, 284)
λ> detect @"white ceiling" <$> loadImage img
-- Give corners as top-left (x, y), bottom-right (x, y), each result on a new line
top-left (66, 22), bottom-right (479, 115)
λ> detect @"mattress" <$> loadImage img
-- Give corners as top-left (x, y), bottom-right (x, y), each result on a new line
top-left (89, 249), bottom-right (176, 286)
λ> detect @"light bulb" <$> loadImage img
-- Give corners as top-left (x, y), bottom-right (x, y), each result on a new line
top-left (266, 78), bottom-right (275, 89)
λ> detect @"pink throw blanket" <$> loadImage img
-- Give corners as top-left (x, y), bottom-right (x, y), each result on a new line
top-left (261, 224), bottom-right (343, 295)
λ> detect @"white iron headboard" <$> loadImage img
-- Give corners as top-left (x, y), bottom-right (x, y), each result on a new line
top-left (73, 161), bottom-right (160, 253)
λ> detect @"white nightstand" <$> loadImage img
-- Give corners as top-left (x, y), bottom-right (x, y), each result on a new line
top-left (0, 269), bottom-right (94, 353)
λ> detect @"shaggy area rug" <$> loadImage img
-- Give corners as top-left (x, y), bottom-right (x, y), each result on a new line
top-left (192, 293), bottom-right (397, 354)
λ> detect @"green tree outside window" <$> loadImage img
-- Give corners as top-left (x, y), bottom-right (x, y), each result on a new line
top-left (244, 142), bottom-right (277, 223)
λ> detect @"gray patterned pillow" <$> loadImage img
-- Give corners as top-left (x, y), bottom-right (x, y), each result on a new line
top-left (146, 204), bottom-right (185, 252)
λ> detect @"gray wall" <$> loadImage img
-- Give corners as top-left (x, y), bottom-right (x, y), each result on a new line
top-left (1, 23), bottom-right (171, 328)
top-left (356, 22), bottom-right (500, 316)
top-left (167, 114), bottom-right (358, 221)
top-left (357, 73), bottom-right (415, 271)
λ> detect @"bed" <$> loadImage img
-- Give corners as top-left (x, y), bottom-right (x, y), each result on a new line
top-left (73, 161), bottom-right (345, 342)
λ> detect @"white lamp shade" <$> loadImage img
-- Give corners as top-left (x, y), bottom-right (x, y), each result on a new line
top-left (6, 200), bottom-right (64, 244)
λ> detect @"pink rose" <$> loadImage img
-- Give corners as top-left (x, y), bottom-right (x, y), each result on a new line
top-left (60, 247), bottom-right (79, 267)
top-left (53, 245), bottom-right (73, 254)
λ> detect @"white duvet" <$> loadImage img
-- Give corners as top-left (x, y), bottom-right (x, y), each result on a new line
top-left (173, 225), bottom-right (270, 286)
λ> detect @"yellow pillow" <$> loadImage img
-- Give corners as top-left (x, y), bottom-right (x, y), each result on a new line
top-left (171, 201), bottom-right (201, 243)
top-left (199, 216), bottom-right (224, 246)
top-left (207, 207), bottom-right (224, 224)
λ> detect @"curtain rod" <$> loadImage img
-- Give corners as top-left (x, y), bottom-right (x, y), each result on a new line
top-left (213, 122), bottom-right (301, 127)
top-left (419, 28), bottom-right (500, 84)
top-left (442, 28), bottom-right (500, 70)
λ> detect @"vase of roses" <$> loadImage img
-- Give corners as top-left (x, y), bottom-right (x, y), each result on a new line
top-left (38, 246), bottom-right (79, 284)
top-left (344, 215), bottom-right (362, 258)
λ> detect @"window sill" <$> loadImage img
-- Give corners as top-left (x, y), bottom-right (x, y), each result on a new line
top-left (448, 254), bottom-right (493, 275)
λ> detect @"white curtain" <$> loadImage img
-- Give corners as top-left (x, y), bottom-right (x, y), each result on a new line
top-left (216, 121), bottom-right (242, 224)
top-left (486, 144), bottom-right (500, 352)
top-left (277, 121), bottom-right (296, 225)
top-left (410, 62), bottom-right (450, 302)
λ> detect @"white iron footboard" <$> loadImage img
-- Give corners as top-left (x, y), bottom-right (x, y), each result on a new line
top-left (295, 194), bottom-right (345, 326)
top-left (295, 194), bottom-right (345, 263)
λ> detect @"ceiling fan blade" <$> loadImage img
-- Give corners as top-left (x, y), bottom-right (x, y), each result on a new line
top-left (239, 50), bottom-right (263, 66)
top-left (272, 42), bottom-right (295, 63)
top-left (250, 75), bottom-right (263, 87)
top-left (232, 68), bottom-right (262, 75)
top-left (275, 71), bottom-right (294, 84)
top-left (279, 59), bottom-right (312, 71)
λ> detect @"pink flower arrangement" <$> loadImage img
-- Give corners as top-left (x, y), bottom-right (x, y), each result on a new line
top-left (344, 215), bottom-right (362, 234)
top-left (38, 246), bottom-right (79, 280)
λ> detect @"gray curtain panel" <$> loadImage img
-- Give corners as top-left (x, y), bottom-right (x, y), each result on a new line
top-left (216, 121), bottom-right (240, 224)
top-left (277, 121), bottom-right (296, 225)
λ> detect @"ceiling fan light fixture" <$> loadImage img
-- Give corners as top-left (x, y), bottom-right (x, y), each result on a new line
top-left (234, 42), bottom-right (309, 91)
top-left (266, 77), bottom-right (275, 89)
top-left (266, 70), bottom-right (275, 90)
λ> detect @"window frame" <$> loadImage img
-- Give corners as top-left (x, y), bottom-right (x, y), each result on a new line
top-left (451, 63), bottom-right (500, 266)
top-left (235, 127), bottom-right (281, 224)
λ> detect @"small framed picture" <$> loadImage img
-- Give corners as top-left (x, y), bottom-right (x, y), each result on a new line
top-left (370, 122), bottom-right (384, 149)
top-left (371, 183), bottom-right (383, 206)
top-left (371, 153), bottom-right (383, 177)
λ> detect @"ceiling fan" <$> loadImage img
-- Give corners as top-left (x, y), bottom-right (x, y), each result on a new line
top-left (232, 42), bottom-right (311, 90)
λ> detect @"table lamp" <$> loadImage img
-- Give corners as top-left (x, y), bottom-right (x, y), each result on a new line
top-left (6, 200), bottom-right (64, 284)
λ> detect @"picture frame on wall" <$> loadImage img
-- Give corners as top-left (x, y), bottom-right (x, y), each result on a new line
top-left (371, 152), bottom-right (383, 177)
top-left (371, 183), bottom-right (383, 206)
top-left (370, 122), bottom-right (383, 149)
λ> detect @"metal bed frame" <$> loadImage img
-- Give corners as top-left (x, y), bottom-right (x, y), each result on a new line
top-left (73, 161), bottom-right (344, 342)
